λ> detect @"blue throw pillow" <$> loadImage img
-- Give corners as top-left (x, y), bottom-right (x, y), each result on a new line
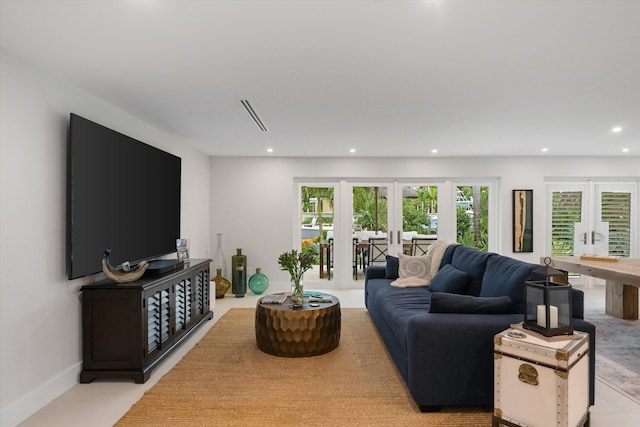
top-left (429, 293), bottom-right (513, 314)
top-left (429, 264), bottom-right (471, 295)
top-left (385, 255), bottom-right (399, 279)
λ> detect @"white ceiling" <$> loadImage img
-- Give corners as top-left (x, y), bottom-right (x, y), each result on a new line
top-left (1, 0), bottom-right (638, 157)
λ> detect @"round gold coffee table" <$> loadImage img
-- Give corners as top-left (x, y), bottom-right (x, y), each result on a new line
top-left (255, 293), bottom-right (341, 357)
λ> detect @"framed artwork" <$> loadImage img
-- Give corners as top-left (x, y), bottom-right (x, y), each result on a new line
top-left (513, 189), bottom-right (533, 252)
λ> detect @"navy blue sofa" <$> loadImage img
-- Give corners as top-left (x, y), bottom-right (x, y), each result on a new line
top-left (364, 244), bottom-right (596, 412)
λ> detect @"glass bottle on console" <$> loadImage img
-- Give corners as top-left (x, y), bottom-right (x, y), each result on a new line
top-left (212, 233), bottom-right (228, 279)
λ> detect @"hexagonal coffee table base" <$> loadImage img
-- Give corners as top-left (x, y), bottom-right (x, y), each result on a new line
top-left (255, 294), bottom-right (341, 357)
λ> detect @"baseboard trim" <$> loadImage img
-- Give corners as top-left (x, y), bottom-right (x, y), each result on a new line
top-left (0, 362), bottom-right (81, 427)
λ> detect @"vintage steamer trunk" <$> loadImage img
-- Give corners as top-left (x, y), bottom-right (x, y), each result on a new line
top-left (493, 327), bottom-right (590, 427)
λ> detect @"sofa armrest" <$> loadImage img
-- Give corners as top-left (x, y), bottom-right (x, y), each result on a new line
top-left (572, 288), bottom-right (585, 319)
top-left (406, 312), bottom-right (522, 407)
top-left (365, 265), bottom-right (386, 281)
top-left (405, 312), bottom-right (595, 407)
top-left (364, 265), bottom-right (387, 308)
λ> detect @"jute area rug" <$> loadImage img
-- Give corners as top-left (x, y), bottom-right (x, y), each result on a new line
top-left (117, 308), bottom-right (491, 426)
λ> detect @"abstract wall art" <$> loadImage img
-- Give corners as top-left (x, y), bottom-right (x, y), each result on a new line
top-left (513, 189), bottom-right (533, 252)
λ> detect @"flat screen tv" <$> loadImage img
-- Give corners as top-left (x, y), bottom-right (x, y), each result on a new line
top-left (67, 113), bottom-right (181, 280)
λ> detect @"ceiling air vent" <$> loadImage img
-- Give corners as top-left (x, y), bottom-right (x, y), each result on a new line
top-left (241, 99), bottom-right (268, 132)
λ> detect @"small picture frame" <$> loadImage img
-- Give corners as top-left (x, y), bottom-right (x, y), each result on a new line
top-left (176, 238), bottom-right (190, 262)
top-left (513, 190), bottom-right (533, 252)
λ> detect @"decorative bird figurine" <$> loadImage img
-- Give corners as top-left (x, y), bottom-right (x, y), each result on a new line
top-left (102, 249), bottom-right (148, 283)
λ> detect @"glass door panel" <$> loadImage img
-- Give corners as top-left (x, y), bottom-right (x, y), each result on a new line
top-left (550, 188), bottom-right (587, 257)
top-left (352, 185), bottom-right (390, 279)
top-left (595, 184), bottom-right (634, 257)
top-left (301, 186), bottom-right (335, 282)
top-left (401, 185), bottom-right (438, 256)
top-left (549, 184), bottom-right (588, 286)
top-left (456, 186), bottom-right (489, 251)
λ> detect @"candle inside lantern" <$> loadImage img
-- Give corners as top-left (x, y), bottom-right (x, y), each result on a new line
top-left (537, 305), bottom-right (558, 328)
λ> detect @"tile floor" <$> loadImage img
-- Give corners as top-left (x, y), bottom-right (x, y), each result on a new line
top-left (18, 286), bottom-right (640, 426)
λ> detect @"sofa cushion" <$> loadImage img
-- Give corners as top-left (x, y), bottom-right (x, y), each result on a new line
top-left (480, 255), bottom-right (538, 305)
top-left (385, 255), bottom-right (400, 279)
top-left (438, 244), bottom-right (459, 269)
top-left (428, 264), bottom-right (471, 294)
top-left (449, 246), bottom-right (495, 296)
top-left (429, 293), bottom-right (513, 314)
top-left (367, 282), bottom-right (433, 350)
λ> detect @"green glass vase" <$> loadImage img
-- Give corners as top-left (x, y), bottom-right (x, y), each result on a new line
top-left (231, 248), bottom-right (247, 294)
top-left (248, 268), bottom-right (269, 295)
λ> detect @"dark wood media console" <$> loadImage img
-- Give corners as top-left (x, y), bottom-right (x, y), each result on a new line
top-left (80, 258), bottom-right (212, 383)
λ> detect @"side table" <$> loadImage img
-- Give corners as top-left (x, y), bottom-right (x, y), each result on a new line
top-left (255, 293), bottom-right (341, 357)
top-left (493, 325), bottom-right (590, 427)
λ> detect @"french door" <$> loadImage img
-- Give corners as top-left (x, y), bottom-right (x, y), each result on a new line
top-left (547, 180), bottom-right (636, 286)
top-left (298, 179), bottom-right (497, 287)
top-left (351, 182), bottom-right (442, 267)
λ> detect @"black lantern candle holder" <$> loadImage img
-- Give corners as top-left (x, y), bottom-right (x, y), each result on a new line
top-left (523, 257), bottom-right (573, 337)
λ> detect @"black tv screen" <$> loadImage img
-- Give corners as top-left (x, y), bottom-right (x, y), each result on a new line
top-left (67, 113), bottom-right (181, 280)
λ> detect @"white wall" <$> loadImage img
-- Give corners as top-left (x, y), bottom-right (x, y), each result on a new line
top-left (210, 156), bottom-right (639, 286)
top-left (0, 51), bottom-right (210, 426)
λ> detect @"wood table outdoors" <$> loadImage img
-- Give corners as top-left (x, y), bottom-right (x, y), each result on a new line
top-left (544, 256), bottom-right (640, 320)
top-left (319, 242), bottom-right (331, 279)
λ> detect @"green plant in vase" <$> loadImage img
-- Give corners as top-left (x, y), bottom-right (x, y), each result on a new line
top-left (277, 249), bottom-right (314, 309)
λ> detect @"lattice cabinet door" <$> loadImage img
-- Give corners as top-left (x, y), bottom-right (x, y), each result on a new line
top-left (193, 267), bottom-right (210, 317)
top-left (174, 276), bottom-right (193, 336)
top-left (145, 286), bottom-right (172, 359)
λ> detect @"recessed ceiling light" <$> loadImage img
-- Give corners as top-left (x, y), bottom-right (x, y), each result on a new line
top-left (431, 149), bottom-right (438, 154)
top-left (541, 148), bottom-right (548, 152)
top-left (267, 148), bottom-right (273, 153)
top-left (622, 148), bottom-right (629, 153)
top-left (349, 148), bottom-right (356, 153)
top-left (612, 126), bottom-right (622, 133)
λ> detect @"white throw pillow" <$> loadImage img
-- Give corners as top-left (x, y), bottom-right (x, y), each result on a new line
top-left (391, 253), bottom-right (432, 287)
